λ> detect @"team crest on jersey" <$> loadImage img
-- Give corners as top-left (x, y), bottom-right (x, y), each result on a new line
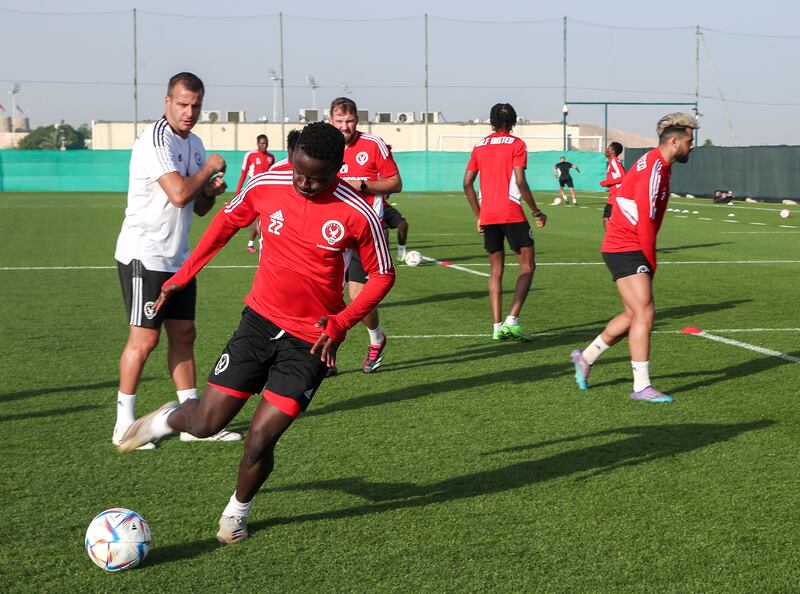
top-left (214, 353), bottom-right (230, 376)
top-left (339, 163), bottom-right (349, 175)
top-left (143, 301), bottom-right (157, 320)
top-left (194, 153), bottom-right (202, 166)
top-left (322, 220), bottom-right (345, 245)
top-left (356, 151), bottom-right (369, 166)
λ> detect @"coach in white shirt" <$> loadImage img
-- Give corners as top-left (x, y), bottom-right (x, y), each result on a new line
top-left (113, 72), bottom-right (239, 448)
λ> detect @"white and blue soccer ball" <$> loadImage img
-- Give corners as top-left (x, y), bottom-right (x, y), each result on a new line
top-left (85, 508), bottom-right (151, 571)
top-left (404, 250), bottom-right (422, 267)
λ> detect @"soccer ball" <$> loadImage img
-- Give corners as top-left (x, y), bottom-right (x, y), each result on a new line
top-left (780, 209), bottom-right (790, 218)
top-left (404, 250), bottom-right (422, 267)
top-left (553, 197), bottom-right (562, 206)
top-left (85, 508), bottom-right (151, 571)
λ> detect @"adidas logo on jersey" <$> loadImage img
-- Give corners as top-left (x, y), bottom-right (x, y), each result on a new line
top-left (268, 210), bottom-right (284, 235)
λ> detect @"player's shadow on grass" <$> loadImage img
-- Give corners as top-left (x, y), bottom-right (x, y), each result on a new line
top-left (145, 536), bottom-right (222, 566)
top-left (0, 377), bottom-right (157, 404)
top-left (381, 289), bottom-right (487, 309)
top-left (656, 241), bottom-right (733, 253)
top-left (305, 354), bottom-right (630, 418)
top-left (0, 404), bottom-right (102, 423)
top-left (256, 420), bottom-right (773, 528)
top-left (538, 299), bottom-right (751, 335)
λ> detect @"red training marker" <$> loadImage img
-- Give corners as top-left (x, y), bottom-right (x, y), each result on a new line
top-left (681, 326), bottom-right (702, 335)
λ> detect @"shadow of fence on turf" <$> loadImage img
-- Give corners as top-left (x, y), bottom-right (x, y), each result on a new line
top-left (0, 377), bottom-right (158, 404)
top-left (144, 421), bottom-right (773, 564)
top-left (665, 350), bottom-right (800, 393)
top-left (253, 421), bottom-right (773, 527)
top-left (537, 299), bottom-right (752, 335)
top-left (381, 289), bottom-right (487, 309)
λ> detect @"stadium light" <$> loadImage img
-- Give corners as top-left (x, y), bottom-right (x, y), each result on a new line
top-left (305, 75), bottom-right (319, 110)
top-left (10, 83), bottom-right (21, 119)
top-left (267, 68), bottom-right (281, 123)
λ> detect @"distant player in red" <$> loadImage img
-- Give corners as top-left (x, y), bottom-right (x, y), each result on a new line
top-left (601, 142), bottom-right (625, 229)
top-left (117, 123), bottom-right (396, 545)
top-left (463, 102), bottom-right (547, 341)
top-left (235, 134), bottom-right (275, 253)
top-left (570, 113), bottom-right (698, 403)
top-left (329, 97), bottom-right (402, 374)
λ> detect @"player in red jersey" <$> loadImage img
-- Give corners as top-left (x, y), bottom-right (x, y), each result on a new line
top-left (463, 103), bottom-right (547, 341)
top-left (601, 142), bottom-right (625, 229)
top-left (570, 113), bottom-right (698, 403)
top-left (235, 134), bottom-right (275, 253)
top-left (329, 97), bottom-right (402, 374)
top-left (117, 123), bottom-right (396, 544)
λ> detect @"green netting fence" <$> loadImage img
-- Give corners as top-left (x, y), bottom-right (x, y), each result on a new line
top-left (0, 149), bottom-right (608, 194)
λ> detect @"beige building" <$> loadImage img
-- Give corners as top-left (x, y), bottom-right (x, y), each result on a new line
top-left (91, 119), bottom-right (655, 152)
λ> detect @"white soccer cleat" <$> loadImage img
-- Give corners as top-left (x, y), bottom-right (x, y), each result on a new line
top-left (216, 515), bottom-right (249, 545)
top-left (116, 401), bottom-right (178, 453)
top-left (112, 426), bottom-right (156, 450)
top-left (180, 429), bottom-right (242, 442)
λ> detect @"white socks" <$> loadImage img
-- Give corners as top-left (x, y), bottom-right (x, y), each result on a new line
top-left (582, 335), bottom-right (610, 366)
top-left (115, 392), bottom-right (136, 430)
top-left (247, 240), bottom-right (254, 247)
top-left (368, 324), bottom-right (385, 345)
top-left (632, 361), bottom-right (651, 392)
top-left (493, 322), bottom-right (503, 333)
top-left (397, 244), bottom-right (406, 260)
top-left (223, 492), bottom-right (252, 519)
top-left (176, 388), bottom-right (197, 404)
top-left (504, 315), bottom-right (518, 326)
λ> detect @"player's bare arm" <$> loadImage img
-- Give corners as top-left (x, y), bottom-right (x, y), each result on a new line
top-left (462, 169), bottom-right (483, 234)
top-left (358, 173), bottom-right (402, 196)
top-left (193, 176), bottom-right (227, 216)
top-left (515, 166), bottom-right (546, 228)
top-left (158, 153), bottom-right (227, 208)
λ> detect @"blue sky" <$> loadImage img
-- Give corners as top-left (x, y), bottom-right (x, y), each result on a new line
top-left (1, 0), bottom-right (797, 146)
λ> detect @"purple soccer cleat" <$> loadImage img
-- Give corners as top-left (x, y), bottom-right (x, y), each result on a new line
top-left (630, 386), bottom-right (673, 403)
top-left (571, 349), bottom-right (591, 390)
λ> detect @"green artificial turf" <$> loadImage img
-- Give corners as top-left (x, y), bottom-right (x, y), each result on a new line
top-left (0, 191), bottom-right (798, 593)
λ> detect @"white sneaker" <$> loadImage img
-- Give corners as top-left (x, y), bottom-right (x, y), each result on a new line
top-left (116, 401), bottom-right (178, 453)
top-left (112, 426), bottom-right (156, 450)
top-left (216, 514), bottom-right (248, 544)
top-left (180, 429), bottom-right (242, 442)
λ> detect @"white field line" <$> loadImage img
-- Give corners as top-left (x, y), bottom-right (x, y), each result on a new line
top-left (390, 328), bottom-right (800, 339)
top-left (420, 255), bottom-right (488, 277)
top-left (688, 330), bottom-right (800, 363)
top-left (4, 259), bottom-right (800, 272)
top-left (722, 231), bottom-right (799, 234)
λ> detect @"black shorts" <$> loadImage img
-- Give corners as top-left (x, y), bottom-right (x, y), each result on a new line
top-left (559, 176), bottom-right (574, 189)
top-left (603, 203), bottom-right (613, 219)
top-left (383, 203), bottom-right (406, 229)
top-left (483, 221), bottom-right (534, 253)
top-left (602, 251), bottom-right (653, 281)
top-left (345, 250), bottom-right (368, 284)
top-left (117, 259), bottom-right (196, 328)
top-left (207, 307), bottom-right (327, 418)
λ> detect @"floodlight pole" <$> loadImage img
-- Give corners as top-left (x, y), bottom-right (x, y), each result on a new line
top-left (424, 13), bottom-right (429, 152)
top-left (694, 25), bottom-right (701, 146)
top-left (279, 13), bottom-right (285, 147)
top-left (562, 16), bottom-right (567, 151)
top-left (133, 8), bottom-right (138, 143)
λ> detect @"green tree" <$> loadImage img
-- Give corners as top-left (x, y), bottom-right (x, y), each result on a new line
top-left (702, 138), bottom-right (714, 147)
top-left (17, 124), bottom-right (86, 150)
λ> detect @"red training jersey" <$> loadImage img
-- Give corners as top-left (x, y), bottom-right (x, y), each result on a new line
top-left (235, 150), bottom-right (275, 194)
top-left (466, 132), bottom-right (528, 225)
top-left (339, 131), bottom-right (400, 219)
top-left (600, 155), bottom-right (626, 204)
top-left (601, 148), bottom-right (672, 272)
top-left (168, 168), bottom-right (395, 344)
